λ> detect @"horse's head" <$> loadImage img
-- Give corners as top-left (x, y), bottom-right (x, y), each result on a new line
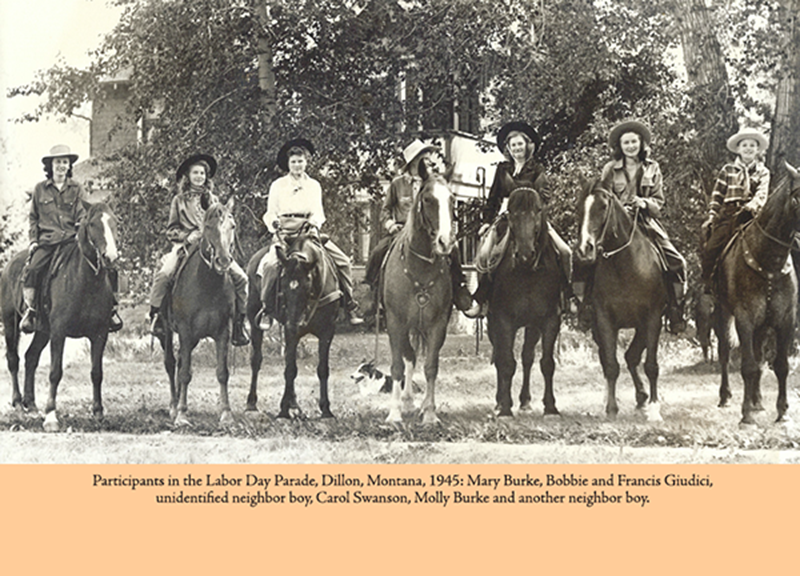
top-left (202, 197), bottom-right (237, 275)
top-left (276, 233), bottom-right (319, 330)
top-left (575, 175), bottom-right (628, 264)
top-left (80, 202), bottom-right (119, 267)
top-left (412, 162), bottom-right (456, 256)
top-left (507, 186), bottom-right (545, 265)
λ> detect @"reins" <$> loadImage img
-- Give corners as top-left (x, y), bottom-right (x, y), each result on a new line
top-left (595, 191), bottom-right (639, 259)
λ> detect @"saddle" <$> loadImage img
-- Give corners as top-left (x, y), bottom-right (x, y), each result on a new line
top-left (475, 216), bottom-right (511, 275)
top-left (17, 241), bottom-right (78, 332)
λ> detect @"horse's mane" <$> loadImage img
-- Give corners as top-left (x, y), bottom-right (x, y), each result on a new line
top-left (507, 187), bottom-right (542, 213)
top-left (204, 201), bottom-right (226, 223)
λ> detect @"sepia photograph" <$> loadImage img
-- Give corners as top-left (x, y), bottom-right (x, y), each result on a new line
top-left (2, 0), bottom-right (800, 466)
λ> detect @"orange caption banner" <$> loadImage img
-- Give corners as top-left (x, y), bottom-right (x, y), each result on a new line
top-left (2, 463), bottom-right (797, 573)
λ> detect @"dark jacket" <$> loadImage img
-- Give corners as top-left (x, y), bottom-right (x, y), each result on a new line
top-left (29, 178), bottom-right (87, 246)
top-left (483, 158), bottom-right (550, 223)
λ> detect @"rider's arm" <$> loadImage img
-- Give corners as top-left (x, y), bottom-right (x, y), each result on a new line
top-left (743, 163), bottom-right (770, 215)
top-left (382, 178), bottom-right (401, 233)
top-left (306, 178), bottom-right (326, 230)
top-left (483, 164), bottom-right (507, 223)
top-left (165, 195), bottom-right (189, 243)
top-left (639, 162), bottom-right (664, 218)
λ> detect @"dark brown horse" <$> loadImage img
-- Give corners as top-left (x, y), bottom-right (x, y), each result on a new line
top-left (381, 164), bottom-right (456, 425)
top-left (712, 162), bottom-right (800, 424)
top-left (161, 197), bottom-right (237, 427)
top-left (245, 227), bottom-right (340, 418)
top-left (488, 187), bottom-right (565, 417)
top-left (575, 176), bottom-right (667, 420)
top-left (1, 202), bottom-right (119, 432)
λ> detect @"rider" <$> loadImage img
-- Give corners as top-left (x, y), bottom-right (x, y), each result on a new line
top-left (574, 120), bottom-right (687, 334)
top-left (256, 137), bottom-right (364, 329)
top-left (700, 128), bottom-right (770, 292)
top-left (21, 144), bottom-right (123, 334)
top-left (364, 139), bottom-right (473, 314)
top-left (148, 153), bottom-right (250, 346)
top-left (465, 121), bottom-right (572, 318)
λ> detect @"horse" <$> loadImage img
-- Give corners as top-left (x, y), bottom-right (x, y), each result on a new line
top-left (381, 163), bottom-right (456, 425)
top-left (574, 176), bottom-right (668, 420)
top-left (160, 197), bottom-right (238, 427)
top-left (488, 187), bottom-right (565, 417)
top-left (0, 202), bottom-right (119, 432)
top-left (711, 162), bottom-right (800, 424)
top-left (245, 226), bottom-right (340, 418)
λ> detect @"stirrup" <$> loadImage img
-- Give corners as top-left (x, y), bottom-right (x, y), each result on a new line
top-left (20, 308), bottom-right (37, 334)
top-left (109, 310), bottom-right (123, 333)
top-left (256, 308), bottom-right (272, 331)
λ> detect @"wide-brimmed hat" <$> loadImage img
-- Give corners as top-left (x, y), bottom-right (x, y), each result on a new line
top-left (277, 138), bottom-right (315, 172)
top-left (41, 144), bottom-right (78, 165)
top-left (401, 139), bottom-right (438, 167)
top-left (176, 153), bottom-right (217, 182)
top-left (726, 128), bottom-right (768, 154)
top-left (608, 120), bottom-right (651, 151)
top-left (496, 121), bottom-right (540, 153)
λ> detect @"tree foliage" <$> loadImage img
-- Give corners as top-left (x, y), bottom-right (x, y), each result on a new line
top-left (8, 0), bottom-right (797, 299)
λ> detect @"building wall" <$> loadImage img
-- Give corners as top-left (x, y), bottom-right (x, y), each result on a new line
top-left (90, 83), bottom-right (138, 157)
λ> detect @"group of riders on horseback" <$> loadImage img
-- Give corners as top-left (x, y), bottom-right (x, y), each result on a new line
top-left (17, 120), bottom-right (772, 341)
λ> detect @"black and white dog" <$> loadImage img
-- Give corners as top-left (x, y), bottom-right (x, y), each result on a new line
top-left (351, 360), bottom-right (423, 396)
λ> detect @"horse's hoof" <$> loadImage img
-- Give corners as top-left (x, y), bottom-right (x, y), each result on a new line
top-left (753, 402), bottom-right (765, 412)
top-left (320, 410), bottom-right (335, 419)
top-left (739, 417), bottom-right (757, 427)
top-left (219, 410), bottom-right (235, 428)
top-left (518, 403), bottom-right (533, 413)
top-left (543, 409), bottom-right (560, 419)
top-left (385, 409), bottom-right (403, 423)
top-left (645, 403), bottom-right (663, 423)
top-left (244, 409), bottom-right (262, 421)
top-left (169, 407), bottom-right (178, 420)
top-left (43, 412), bottom-right (59, 433)
top-left (174, 414), bottom-right (192, 428)
top-left (92, 408), bottom-right (104, 421)
top-left (421, 412), bottom-right (441, 426)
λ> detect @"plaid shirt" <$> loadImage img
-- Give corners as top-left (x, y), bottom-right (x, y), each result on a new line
top-left (708, 158), bottom-right (770, 219)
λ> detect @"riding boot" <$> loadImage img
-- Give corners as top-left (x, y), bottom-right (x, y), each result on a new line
top-left (107, 268), bottom-right (123, 333)
top-left (464, 274), bottom-right (490, 318)
top-left (231, 313), bottom-right (250, 346)
top-left (149, 305), bottom-right (165, 339)
top-left (109, 308), bottom-right (124, 333)
top-left (20, 287), bottom-right (37, 334)
top-left (344, 297), bottom-right (365, 326)
top-left (666, 281), bottom-right (687, 335)
top-left (448, 251), bottom-right (474, 312)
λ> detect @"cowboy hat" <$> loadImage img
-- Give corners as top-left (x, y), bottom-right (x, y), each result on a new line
top-left (496, 121), bottom-right (540, 153)
top-left (726, 128), bottom-right (768, 154)
top-left (176, 153), bottom-right (217, 181)
top-left (41, 144), bottom-right (78, 165)
top-left (608, 120), bottom-right (651, 150)
top-left (277, 137), bottom-right (315, 172)
top-left (401, 139), bottom-right (438, 167)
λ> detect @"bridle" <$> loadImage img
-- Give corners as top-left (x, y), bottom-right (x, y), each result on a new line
top-left (589, 187), bottom-right (639, 259)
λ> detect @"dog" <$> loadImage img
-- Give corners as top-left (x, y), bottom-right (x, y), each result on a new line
top-left (351, 359), bottom-right (422, 396)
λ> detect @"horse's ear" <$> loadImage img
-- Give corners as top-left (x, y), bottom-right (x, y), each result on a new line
top-left (785, 161), bottom-right (799, 180)
top-left (418, 159), bottom-right (430, 182)
top-left (442, 161), bottom-right (455, 183)
top-left (276, 244), bottom-right (287, 265)
top-left (577, 173), bottom-right (588, 189)
top-left (225, 196), bottom-right (235, 211)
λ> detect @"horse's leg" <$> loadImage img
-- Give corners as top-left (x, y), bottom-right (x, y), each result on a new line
top-left (386, 319), bottom-right (410, 423)
top-left (489, 317), bottom-right (516, 417)
top-left (596, 315), bottom-right (620, 418)
top-left (751, 325), bottom-right (766, 411)
top-left (246, 325), bottom-right (263, 412)
top-left (624, 327), bottom-right (649, 410)
top-left (642, 314), bottom-right (663, 422)
top-left (735, 320), bottom-right (759, 425)
top-left (420, 326), bottom-right (447, 426)
top-left (89, 334), bottom-right (108, 420)
top-left (22, 331), bottom-right (49, 413)
top-left (3, 312), bottom-right (22, 409)
top-left (540, 315), bottom-right (560, 416)
top-left (519, 325), bottom-right (538, 413)
top-left (773, 322), bottom-right (792, 423)
top-left (175, 334), bottom-right (195, 427)
top-left (279, 330), bottom-right (300, 418)
top-left (317, 324), bottom-right (335, 419)
top-left (215, 334), bottom-right (233, 427)
top-left (716, 309), bottom-right (732, 407)
top-left (43, 334), bottom-right (66, 433)
top-left (402, 332), bottom-right (418, 411)
top-left (164, 329), bottom-right (178, 420)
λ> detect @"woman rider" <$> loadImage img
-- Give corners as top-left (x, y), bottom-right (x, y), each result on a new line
top-left (465, 121), bottom-right (572, 318)
top-left (574, 120), bottom-right (687, 334)
top-left (148, 154), bottom-right (250, 346)
top-left (21, 144), bottom-right (123, 334)
top-left (257, 138), bottom-right (364, 328)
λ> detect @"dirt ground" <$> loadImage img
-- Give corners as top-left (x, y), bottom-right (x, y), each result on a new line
top-left (2, 306), bottom-right (800, 463)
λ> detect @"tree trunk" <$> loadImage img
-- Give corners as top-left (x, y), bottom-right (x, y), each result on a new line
top-left (767, 0), bottom-right (800, 190)
top-left (254, 0), bottom-right (277, 119)
top-left (672, 0), bottom-right (738, 196)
